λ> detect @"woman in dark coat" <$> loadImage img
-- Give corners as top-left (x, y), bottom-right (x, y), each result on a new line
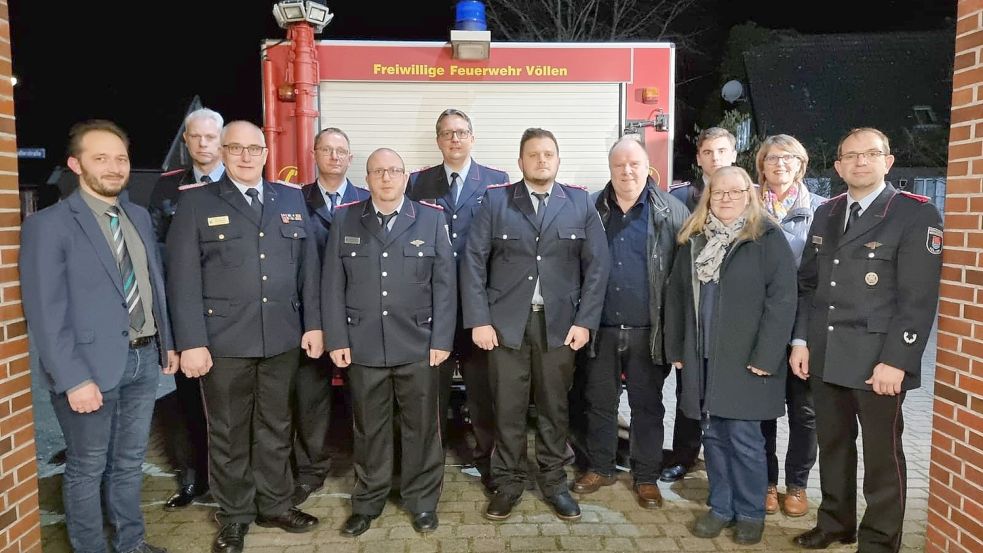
top-left (665, 166), bottom-right (797, 545)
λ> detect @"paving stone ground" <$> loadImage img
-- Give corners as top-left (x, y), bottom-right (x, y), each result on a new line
top-left (35, 330), bottom-right (936, 552)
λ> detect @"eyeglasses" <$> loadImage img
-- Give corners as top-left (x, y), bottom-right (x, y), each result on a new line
top-left (764, 154), bottom-right (800, 165)
top-left (368, 167), bottom-right (406, 178)
top-left (710, 188), bottom-right (749, 201)
top-left (223, 144), bottom-right (267, 156)
top-left (437, 129), bottom-right (473, 140)
top-left (839, 150), bottom-right (886, 163)
top-left (315, 147), bottom-right (350, 157)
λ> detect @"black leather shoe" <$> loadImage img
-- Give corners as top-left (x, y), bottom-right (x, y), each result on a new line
top-left (733, 519), bottom-right (765, 545)
top-left (130, 544), bottom-right (167, 553)
top-left (484, 492), bottom-right (521, 521)
top-left (212, 523), bottom-right (248, 553)
top-left (291, 482), bottom-right (322, 506)
top-left (165, 483), bottom-right (208, 511)
top-left (341, 514), bottom-right (376, 537)
top-left (690, 511), bottom-right (733, 538)
top-left (793, 527), bottom-right (857, 549)
top-left (545, 491), bottom-right (581, 521)
top-left (659, 463), bottom-right (688, 483)
top-left (411, 511), bottom-right (438, 533)
top-left (256, 508), bottom-right (319, 533)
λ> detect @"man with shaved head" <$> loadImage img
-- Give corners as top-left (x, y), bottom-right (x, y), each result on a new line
top-left (323, 148), bottom-right (456, 537)
top-left (572, 137), bottom-right (689, 507)
top-left (167, 121), bottom-right (323, 553)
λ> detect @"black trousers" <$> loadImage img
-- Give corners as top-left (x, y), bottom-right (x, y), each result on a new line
top-left (666, 367), bottom-right (702, 467)
top-left (201, 349), bottom-right (299, 524)
top-left (438, 332), bottom-right (495, 480)
top-left (291, 355), bottom-right (334, 487)
top-left (812, 379), bottom-right (907, 553)
top-left (489, 309), bottom-right (575, 498)
top-left (168, 370), bottom-right (209, 487)
top-left (582, 326), bottom-right (670, 483)
top-left (349, 360), bottom-right (443, 515)
top-left (761, 365), bottom-right (817, 488)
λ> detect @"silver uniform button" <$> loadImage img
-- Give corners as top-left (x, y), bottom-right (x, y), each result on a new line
top-left (829, 305), bottom-right (834, 310)
top-left (351, 252), bottom-right (357, 257)
top-left (347, 317), bottom-right (351, 322)
top-left (260, 253), bottom-right (266, 259)
top-left (263, 298), bottom-right (268, 303)
top-left (452, 233), bottom-right (458, 238)
top-left (833, 259), bottom-right (839, 264)
top-left (570, 234), bottom-right (576, 239)
top-left (418, 252), bottom-right (423, 257)
top-left (502, 234), bottom-right (508, 239)
top-left (382, 291), bottom-right (388, 297)
top-left (536, 255), bottom-right (542, 261)
top-left (868, 252), bottom-right (875, 258)
top-left (259, 232), bottom-right (265, 237)
top-left (382, 271), bottom-right (388, 277)
top-left (382, 310), bottom-right (389, 316)
top-left (207, 309), bottom-right (213, 315)
top-left (452, 214), bottom-right (458, 220)
top-left (830, 281), bottom-right (836, 287)
top-left (382, 252), bottom-right (388, 258)
top-left (827, 325), bottom-right (833, 331)
top-left (262, 275), bottom-right (268, 281)
top-left (528, 276), bottom-right (534, 280)
top-left (293, 232), bottom-right (298, 238)
top-left (218, 234), bottom-right (225, 240)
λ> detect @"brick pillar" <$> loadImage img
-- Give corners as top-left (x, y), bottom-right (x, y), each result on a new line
top-left (927, 1), bottom-right (983, 552)
top-left (0, 1), bottom-right (41, 552)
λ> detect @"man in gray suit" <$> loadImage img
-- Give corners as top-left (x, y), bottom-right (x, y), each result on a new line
top-left (20, 120), bottom-right (178, 553)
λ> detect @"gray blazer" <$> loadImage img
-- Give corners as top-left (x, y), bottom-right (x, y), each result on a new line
top-left (20, 189), bottom-right (173, 394)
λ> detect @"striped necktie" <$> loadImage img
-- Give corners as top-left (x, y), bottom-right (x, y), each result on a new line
top-left (106, 206), bottom-right (146, 331)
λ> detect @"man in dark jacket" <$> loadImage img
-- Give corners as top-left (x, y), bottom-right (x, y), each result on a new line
top-left (462, 128), bottom-right (610, 522)
top-left (407, 109), bottom-right (509, 489)
top-left (292, 127), bottom-right (369, 506)
top-left (790, 128), bottom-right (942, 553)
top-left (571, 138), bottom-right (689, 509)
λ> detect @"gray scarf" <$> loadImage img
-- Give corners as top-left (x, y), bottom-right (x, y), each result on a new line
top-left (695, 212), bottom-right (746, 283)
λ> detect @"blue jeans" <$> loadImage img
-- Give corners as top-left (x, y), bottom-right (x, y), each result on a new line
top-left (51, 342), bottom-right (160, 553)
top-left (702, 414), bottom-right (767, 522)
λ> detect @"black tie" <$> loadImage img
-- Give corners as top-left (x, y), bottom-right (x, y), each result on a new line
top-left (200, 175), bottom-right (212, 184)
top-left (845, 202), bottom-right (861, 233)
top-left (531, 191), bottom-right (549, 228)
top-left (378, 211), bottom-right (396, 234)
top-left (245, 187), bottom-right (262, 217)
top-left (449, 172), bottom-right (460, 208)
top-left (328, 192), bottom-right (340, 212)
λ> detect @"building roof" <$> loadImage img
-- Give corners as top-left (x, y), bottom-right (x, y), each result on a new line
top-left (743, 30), bottom-right (954, 148)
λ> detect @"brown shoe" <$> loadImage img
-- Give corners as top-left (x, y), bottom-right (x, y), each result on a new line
top-left (572, 471), bottom-right (617, 494)
top-left (765, 484), bottom-right (779, 514)
top-left (782, 486), bottom-right (809, 517)
top-left (633, 483), bottom-right (663, 509)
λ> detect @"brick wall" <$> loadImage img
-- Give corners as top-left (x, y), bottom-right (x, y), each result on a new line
top-left (926, 1), bottom-right (983, 552)
top-left (0, 1), bottom-right (41, 552)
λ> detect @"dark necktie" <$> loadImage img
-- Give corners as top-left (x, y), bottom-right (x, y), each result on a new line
top-left (245, 187), bottom-right (262, 217)
top-left (531, 191), bottom-right (549, 228)
top-left (449, 172), bottom-right (460, 208)
top-left (106, 206), bottom-right (146, 331)
top-left (378, 211), bottom-right (396, 235)
top-left (328, 192), bottom-right (340, 212)
top-left (200, 175), bottom-right (212, 184)
top-left (845, 202), bottom-right (861, 233)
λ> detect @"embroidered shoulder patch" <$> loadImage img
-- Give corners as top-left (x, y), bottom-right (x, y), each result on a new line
top-left (926, 227), bottom-right (943, 255)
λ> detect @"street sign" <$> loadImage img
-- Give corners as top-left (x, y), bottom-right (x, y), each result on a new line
top-left (17, 148), bottom-right (46, 159)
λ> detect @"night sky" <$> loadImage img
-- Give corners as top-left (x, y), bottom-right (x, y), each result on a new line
top-left (9, 0), bottom-right (956, 184)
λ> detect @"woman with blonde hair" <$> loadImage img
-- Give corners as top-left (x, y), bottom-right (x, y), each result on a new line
top-left (754, 135), bottom-right (826, 517)
top-left (665, 166), bottom-right (797, 545)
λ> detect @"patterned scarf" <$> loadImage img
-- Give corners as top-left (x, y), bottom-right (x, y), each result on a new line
top-left (695, 212), bottom-right (747, 283)
top-left (763, 183), bottom-right (799, 220)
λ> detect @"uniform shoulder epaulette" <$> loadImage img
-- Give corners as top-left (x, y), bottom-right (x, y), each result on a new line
top-left (161, 168), bottom-right (185, 177)
top-left (277, 181), bottom-right (303, 190)
top-left (668, 181), bottom-right (691, 191)
top-left (335, 200), bottom-right (361, 210)
top-left (564, 183), bottom-right (588, 191)
top-left (486, 164), bottom-right (508, 174)
top-left (899, 191), bottom-right (930, 203)
top-left (486, 182), bottom-right (510, 189)
top-left (412, 165), bottom-right (434, 174)
top-left (419, 200), bottom-right (444, 211)
top-left (177, 181), bottom-right (209, 191)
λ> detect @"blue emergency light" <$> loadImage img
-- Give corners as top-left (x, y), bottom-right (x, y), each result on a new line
top-left (455, 1), bottom-right (487, 31)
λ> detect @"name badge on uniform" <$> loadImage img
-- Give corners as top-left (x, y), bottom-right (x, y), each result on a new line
top-left (207, 216), bottom-right (230, 226)
top-left (281, 213), bottom-right (303, 224)
top-left (812, 235), bottom-right (823, 245)
top-left (344, 236), bottom-right (361, 245)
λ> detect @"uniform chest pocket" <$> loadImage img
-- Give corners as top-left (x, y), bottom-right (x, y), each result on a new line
top-left (492, 227), bottom-right (520, 263)
top-left (340, 244), bottom-right (369, 282)
top-left (559, 226), bottom-right (586, 257)
top-left (854, 244), bottom-right (897, 262)
top-left (404, 245), bottom-right (436, 283)
top-left (281, 224), bottom-right (308, 263)
top-left (200, 225), bottom-right (243, 268)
